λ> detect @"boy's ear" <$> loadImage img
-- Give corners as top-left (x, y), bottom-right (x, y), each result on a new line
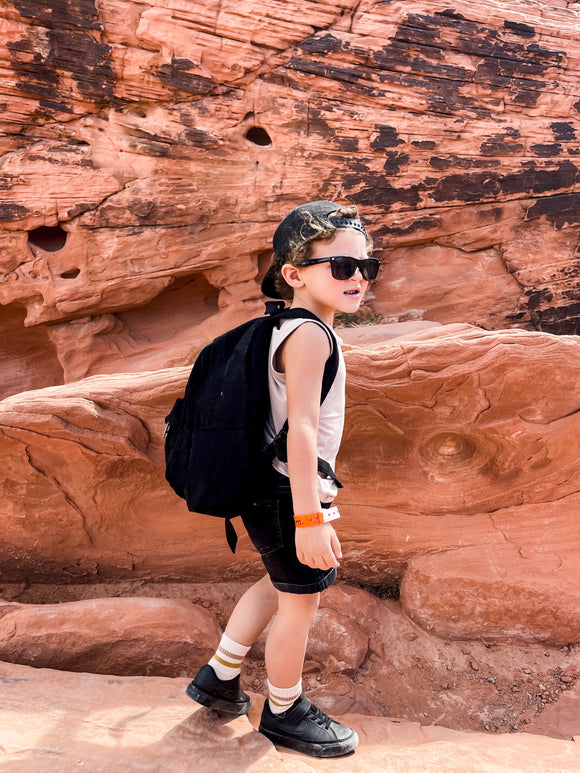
top-left (281, 262), bottom-right (305, 290)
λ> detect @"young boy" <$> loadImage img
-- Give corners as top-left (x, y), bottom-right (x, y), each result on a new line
top-left (186, 201), bottom-right (379, 758)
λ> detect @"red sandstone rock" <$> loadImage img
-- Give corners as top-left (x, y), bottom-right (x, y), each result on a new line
top-left (306, 675), bottom-right (385, 717)
top-left (1, 0), bottom-right (580, 754)
top-left (0, 597), bottom-right (220, 676)
top-left (0, 324), bottom-right (578, 650)
top-left (253, 603), bottom-right (370, 674)
top-left (3, 581), bottom-right (579, 739)
top-left (1, 661), bottom-right (579, 772)
top-left (400, 544), bottom-right (580, 647)
top-left (1, 0), bottom-right (580, 395)
top-left (526, 681), bottom-right (580, 741)
top-left (340, 326), bottom-right (580, 518)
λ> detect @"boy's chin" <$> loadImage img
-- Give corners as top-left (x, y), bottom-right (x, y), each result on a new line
top-left (339, 297), bottom-right (363, 313)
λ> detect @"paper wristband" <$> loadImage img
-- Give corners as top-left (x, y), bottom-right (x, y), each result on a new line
top-left (294, 507), bottom-right (340, 528)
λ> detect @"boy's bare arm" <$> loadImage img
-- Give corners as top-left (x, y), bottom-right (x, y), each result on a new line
top-left (281, 323), bottom-right (342, 570)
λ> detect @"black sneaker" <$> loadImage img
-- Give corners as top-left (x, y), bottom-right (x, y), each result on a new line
top-left (259, 692), bottom-right (358, 758)
top-left (186, 664), bottom-right (251, 715)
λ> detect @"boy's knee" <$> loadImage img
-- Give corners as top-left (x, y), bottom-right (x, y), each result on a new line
top-left (278, 590), bottom-right (320, 620)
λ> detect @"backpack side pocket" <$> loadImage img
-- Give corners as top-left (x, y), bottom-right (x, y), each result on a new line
top-left (164, 398), bottom-right (188, 498)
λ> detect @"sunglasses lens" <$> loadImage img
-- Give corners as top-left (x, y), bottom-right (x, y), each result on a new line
top-left (361, 259), bottom-right (380, 281)
top-left (330, 257), bottom-right (380, 281)
top-left (330, 257), bottom-right (357, 280)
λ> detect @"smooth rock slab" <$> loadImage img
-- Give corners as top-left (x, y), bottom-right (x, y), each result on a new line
top-left (1, 662), bottom-right (579, 773)
top-left (0, 597), bottom-right (220, 677)
top-left (401, 543), bottom-right (580, 647)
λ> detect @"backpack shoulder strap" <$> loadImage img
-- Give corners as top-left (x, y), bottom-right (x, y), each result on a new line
top-left (266, 306), bottom-right (343, 488)
top-left (274, 307), bottom-right (339, 402)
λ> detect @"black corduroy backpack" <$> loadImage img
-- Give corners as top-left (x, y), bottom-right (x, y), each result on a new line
top-left (164, 303), bottom-right (341, 551)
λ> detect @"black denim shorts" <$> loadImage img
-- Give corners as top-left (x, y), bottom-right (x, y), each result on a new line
top-left (241, 469), bottom-right (337, 595)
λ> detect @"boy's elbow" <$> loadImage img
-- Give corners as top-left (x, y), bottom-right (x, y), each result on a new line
top-left (288, 419), bottom-right (318, 439)
top-left (287, 421), bottom-right (318, 451)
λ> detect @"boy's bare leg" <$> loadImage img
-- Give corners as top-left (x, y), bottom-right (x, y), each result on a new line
top-left (265, 590), bottom-right (320, 687)
top-left (186, 574), bottom-right (276, 714)
top-left (258, 589), bottom-right (358, 758)
top-left (224, 573), bottom-right (279, 646)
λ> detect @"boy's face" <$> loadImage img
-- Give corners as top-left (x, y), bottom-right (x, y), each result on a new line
top-left (293, 229), bottom-right (371, 316)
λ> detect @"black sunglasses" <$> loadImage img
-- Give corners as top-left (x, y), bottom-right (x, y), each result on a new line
top-left (298, 255), bottom-right (380, 282)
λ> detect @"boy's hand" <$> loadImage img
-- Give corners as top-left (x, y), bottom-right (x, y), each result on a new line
top-left (295, 524), bottom-right (342, 570)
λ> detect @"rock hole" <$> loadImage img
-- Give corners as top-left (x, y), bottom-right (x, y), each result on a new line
top-left (0, 304), bottom-right (64, 399)
top-left (245, 127), bottom-right (272, 146)
top-left (61, 268), bottom-right (80, 279)
top-left (28, 225), bottom-right (67, 252)
top-left (114, 273), bottom-right (221, 363)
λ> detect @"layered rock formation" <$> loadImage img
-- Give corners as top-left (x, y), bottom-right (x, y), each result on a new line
top-left (1, 323), bottom-right (578, 648)
top-left (1, 0), bottom-right (580, 396)
top-left (1, 0), bottom-right (580, 761)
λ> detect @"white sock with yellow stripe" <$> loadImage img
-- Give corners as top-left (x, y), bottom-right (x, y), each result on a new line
top-left (208, 634), bottom-right (251, 681)
top-left (267, 679), bottom-right (303, 715)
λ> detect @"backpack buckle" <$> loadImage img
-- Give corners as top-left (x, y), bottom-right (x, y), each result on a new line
top-left (264, 300), bottom-right (286, 316)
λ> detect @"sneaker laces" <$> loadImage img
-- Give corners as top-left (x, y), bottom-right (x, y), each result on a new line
top-left (307, 703), bottom-right (333, 730)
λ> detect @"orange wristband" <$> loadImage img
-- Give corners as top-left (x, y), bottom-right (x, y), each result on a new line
top-left (293, 511), bottom-right (324, 528)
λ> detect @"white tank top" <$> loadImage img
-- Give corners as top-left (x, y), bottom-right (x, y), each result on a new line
top-left (264, 317), bottom-right (346, 502)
